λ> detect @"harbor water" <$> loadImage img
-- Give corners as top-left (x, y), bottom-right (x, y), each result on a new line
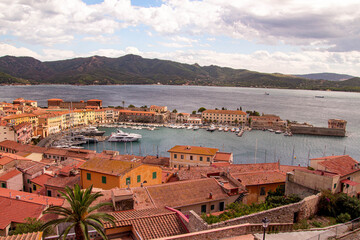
top-left (0, 84), bottom-right (359, 165)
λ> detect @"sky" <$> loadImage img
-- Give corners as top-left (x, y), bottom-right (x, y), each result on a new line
top-left (0, 0), bottom-right (360, 76)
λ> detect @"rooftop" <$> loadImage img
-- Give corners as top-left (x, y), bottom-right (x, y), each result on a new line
top-left (30, 174), bottom-right (53, 187)
top-left (0, 188), bottom-right (64, 206)
top-left (105, 208), bottom-right (188, 239)
top-left (146, 178), bottom-right (228, 208)
top-left (44, 175), bottom-right (80, 189)
top-left (203, 109), bottom-right (247, 115)
top-left (312, 155), bottom-right (360, 176)
top-left (213, 152), bottom-right (232, 162)
top-left (232, 171), bottom-right (286, 186)
top-left (0, 169), bottom-right (22, 181)
top-left (79, 158), bottom-right (142, 176)
top-left (0, 232), bottom-right (43, 240)
top-left (168, 145), bottom-right (219, 156)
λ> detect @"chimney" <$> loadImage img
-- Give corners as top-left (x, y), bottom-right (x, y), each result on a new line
top-left (209, 192), bottom-right (213, 199)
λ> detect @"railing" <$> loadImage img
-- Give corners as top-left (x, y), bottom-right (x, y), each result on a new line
top-left (306, 217), bottom-right (360, 240)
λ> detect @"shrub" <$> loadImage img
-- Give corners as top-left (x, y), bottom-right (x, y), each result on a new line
top-left (311, 221), bottom-right (323, 228)
top-left (336, 213), bottom-right (351, 223)
top-left (293, 219), bottom-right (309, 230)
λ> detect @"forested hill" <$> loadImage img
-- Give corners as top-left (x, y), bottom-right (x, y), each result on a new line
top-left (0, 54), bottom-right (360, 91)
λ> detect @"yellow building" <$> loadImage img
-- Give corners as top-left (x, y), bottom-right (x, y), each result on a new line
top-left (2, 113), bottom-right (38, 127)
top-left (95, 109), bottom-right (106, 123)
top-left (37, 113), bottom-right (63, 137)
top-left (79, 158), bottom-right (162, 190)
top-left (201, 109), bottom-right (247, 125)
top-left (168, 145), bottom-right (219, 168)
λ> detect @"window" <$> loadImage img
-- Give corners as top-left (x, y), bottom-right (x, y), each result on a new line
top-left (207, 157), bottom-right (210, 162)
top-left (211, 205), bottom-right (215, 210)
top-left (334, 183), bottom-right (337, 189)
top-left (152, 172), bottom-right (157, 179)
top-left (260, 187), bottom-right (266, 196)
top-left (1, 182), bottom-right (6, 188)
top-left (190, 155), bottom-right (193, 160)
top-left (181, 155), bottom-right (184, 159)
top-left (174, 154), bottom-right (177, 159)
top-left (86, 173), bottom-right (91, 180)
top-left (200, 156), bottom-right (203, 161)
top-left (27, 179), bottom-right (30, 184)
top-left (102, 176), bottom-right (107, 184)
top-left (47, 190), bottom-right (52, 197)
top-left (201, 205), bottom-right (207, 213)
top-left (126, 177), bottom-right (131, 185)
top-left (33, 184), bottom-right (37, 191)
top-left (137, 175), bottom-right (141, 183)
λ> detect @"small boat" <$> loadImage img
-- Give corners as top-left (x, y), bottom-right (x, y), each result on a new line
top-left (218, 127), bottom-right (224, 131)
top-left (275, 130), bottom-right (282, 134)
top-left (237, 129), bottom-right (244, 137)
top-left (235, 128), bottom-right (240, 133)
top-left (187, 125), bottom-right (193, 130)
top-left (268, 129), bottom-right (274, 132)
top-left (207, 125), bottom-right (216, 132)
top-left (231, 128), bottom-right (236, 132)
top-left (284, 132), bottom-right (293, 136)
top-left (265, 92), bottom-right (270, 95)
top-left (193, 126), bottom-right (199, 131)
top-left (224, 127), bottom-right (229, 132)
top-left (315, 96), bottom-right (324, 98)
top-left (108, 130), bottom-right (142, 142)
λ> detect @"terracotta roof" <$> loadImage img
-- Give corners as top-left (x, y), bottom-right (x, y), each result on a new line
top-left (105, 208), bottom-right (188, 239)
top-left (0, 197), bottom-right (44, 229)
top-left (294, 169), bottom-right (339, 177)
top-left (0, 156), bottom-right (16, 166)
top-left (168, 145), bottom-right (219, 156)
top-left (0, 140), bottom-right (47, 154)
top-left (87, 99), bottom-right (102, 102)
top-left (0, 169), bottom-right (22, 181)
top-left (203, 109), bottom-right (247, 115)
top-left (279, 165), bottom-right (308, 173)
top-left (0, 188), bottom-right (64, 206)
top-left (119, 110), bottom-right (156, 114)
top-left (13, 122), bottom-right (32, 132)
top-left (214, 152), bottom-right (232, 162)
top-left (313, 155), bottom-right (359, 176)
top-left (44, 175), bottom-right (80, 189)
top-left (341, 179), bottom-right (360, 186)
top-left (16, 161), bottom-right (46, 175)
top-left (0, 231), bottom-right (43, 240)
top-left (48, 98), bottom-right (63, 101)
top-left (142, 156), bottom-right (170, 167)
top-left (146, 178), bottom-right (228, 208)
top-left (30, 174), bottom-right (53, 187)
top-left (232, 171), bottom-right (286, 186)
top-left (79, 158), bottom-right (142, 176)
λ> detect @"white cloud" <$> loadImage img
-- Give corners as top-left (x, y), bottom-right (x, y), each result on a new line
top-left (0, 43), bottom-right (41, 58)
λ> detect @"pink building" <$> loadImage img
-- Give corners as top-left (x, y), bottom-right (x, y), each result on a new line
top-left (0, 122), bottom-right (33, 144)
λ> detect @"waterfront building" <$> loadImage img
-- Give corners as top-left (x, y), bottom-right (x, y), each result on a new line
top-left (250, 114), bottom-right (287, 130)
top-left (0, 169), bottom-right (23, 191)
top-left (2, 113), bottom-right (38, 128)
top-left (94, 109), bottom-right (107, 123)
top-left (0, 122), bottom-right (33, 144)
top-left (37, 112), bottom-right (63, 137)
top-left (201, 109), bottom-right (247, 125)
top-left (12, 98), bottom-right (38, 108)
top-left (79, 157), bottom-right (162, 190)
top-left (118, 110), bottom-right (157, 123)
top-left (150, 105), bottom-right (168, 113)
top-left (187, 117), bottom-right (202, 125)
top-left (286, 155), bottom-right (360, 198)
top-left (176, 112), bottom-right (190, 123)
top-left (168, 145), bottom-right (219, 167)
top-left (47, 98), bottom-right (102, 109)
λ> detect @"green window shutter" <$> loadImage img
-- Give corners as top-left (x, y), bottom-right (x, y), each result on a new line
top-left (1, 182), bottom-right (6, 188)
top-left (137, 175), bottom-right (141, 183)
top-left (102, 176), bottom-right (106, 184)
top-left (126, 177), bottom-right (131, 185)
top-left (152, 172), bottom-right (157, 179)
top-left (86, 173), bottom-right (91, 180)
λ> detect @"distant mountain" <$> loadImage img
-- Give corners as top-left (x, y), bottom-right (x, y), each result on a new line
top-left (294, 72), bottom-right (355, 81)
top-left (0, 54), bottom-right (360, 92)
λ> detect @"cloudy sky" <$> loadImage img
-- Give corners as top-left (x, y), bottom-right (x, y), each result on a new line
top-left (1, 0), bottom-right (360, 75)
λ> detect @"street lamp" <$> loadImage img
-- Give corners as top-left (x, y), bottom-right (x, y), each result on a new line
top-left (262, 217), bottom-right (270, 240)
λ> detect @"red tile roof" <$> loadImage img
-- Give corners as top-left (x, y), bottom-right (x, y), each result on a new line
top-left (168, 145), bottom-right (219, 156)
top-left (203, 109), bottom-right (247, 115)
top-left (44, 175), bottom-right (80, 189)
top-left (213, 152), bottom-right (232, 162)
top-left (0, 188), bottom-right (64, 206)
top-left (0, 197), bottom-right (44, 229)
top-left (0, 156), bottom-right (16, 166)
top-left (105, 208), bottom-right (188, 239)
top-left (30, 174), bottom-right (53, 187)
top-left (341, 179), bottom-right (360, 186)
top-left (0, 231), bottom-right (43, 240)
top-left (146, 178), bottom-right (228, 208)
top-left (0, 169), bottom-right (22, 181)
top-left (314, 155), bottom-right (359, 176)
top-left (232, 171), bottom-right (286, 186)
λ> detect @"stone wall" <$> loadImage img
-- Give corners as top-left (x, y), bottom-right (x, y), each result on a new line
top-left (285, 175), bottom-right (319, 199)
top-left (187, 193), bottom-right (321, 232)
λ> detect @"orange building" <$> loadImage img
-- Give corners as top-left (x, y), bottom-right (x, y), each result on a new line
top-left (79, 158), bottom-right (162, 190)
top-left (168, 145), bottom-right (219, 168)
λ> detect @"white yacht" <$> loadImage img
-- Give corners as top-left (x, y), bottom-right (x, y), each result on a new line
top-left (108, 130), bottom-right (142, 142)
top-left (193, 126), bottom-right (200, 131)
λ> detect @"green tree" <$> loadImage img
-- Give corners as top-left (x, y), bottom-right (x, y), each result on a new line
top-left (128, 104), bottom-right (135, 108)
top-left (197, 107), bottom-right (206, 113)
top-left (192, 110), bottom-right (196, 114)
top-left (140, 105), bottom-right (147, 108)
top-left (10, 218), bottom-right (53, 236)
top-left (41, 185), bottom-right (115, 240)
top-left (172, 109), bottom-right (177, 113)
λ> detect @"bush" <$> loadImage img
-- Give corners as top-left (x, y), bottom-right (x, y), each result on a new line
top-left (336, 213), bottom-right (351, 223)
top-left (311, 221), bottom-right (323, 228)
top-left (293, 219), bottom-right (309, 230)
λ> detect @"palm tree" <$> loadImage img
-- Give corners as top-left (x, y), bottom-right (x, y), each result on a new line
top-left (41, 185), bottom-right (115, 240)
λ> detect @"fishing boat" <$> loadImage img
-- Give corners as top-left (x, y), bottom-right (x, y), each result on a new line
top-left (315, 96), bottom-right (325, 98)
top-left (265, 92), bottom-right (270, 95)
